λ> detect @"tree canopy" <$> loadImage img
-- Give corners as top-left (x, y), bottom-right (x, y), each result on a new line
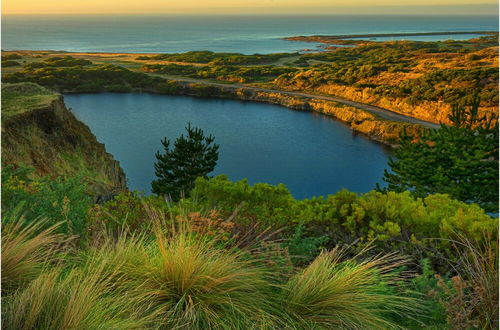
top-left (151, 123), bottom-right (219, 201)
top-left (382, 95), bottom-right (499, 212)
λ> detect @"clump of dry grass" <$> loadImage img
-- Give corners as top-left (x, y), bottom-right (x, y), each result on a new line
top-left (82, 227), bottom-right (277, 328)
top-left (1, 216), bottom-right (63, 295)
top-left (438, 235), bottom-right (499, 329)
top-left (281, 248), bottom-right (419, 329)
top-left (2, 264), bottom-right (153, 330)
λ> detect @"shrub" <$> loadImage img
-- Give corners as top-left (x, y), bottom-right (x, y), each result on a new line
top-left (192, 177), bottom-right (498, 272)
top-left (2, 53), bottom-right (22, 60)
top-left (87, 191), bottom-right (170, 240)
top-left (2, 165), bottom-right (93, 236)
top-left (1, 60), bottom-right (20, 67)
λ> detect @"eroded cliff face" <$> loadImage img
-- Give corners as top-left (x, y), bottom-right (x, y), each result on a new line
top-left (311, 84), bottom-right (497, 126)
top-left (177, 83), bottom-right (422, 146)
top-left (2, 83), bottom-right (127, 198)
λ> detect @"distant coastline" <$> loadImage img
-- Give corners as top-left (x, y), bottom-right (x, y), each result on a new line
top-left (285, 31), bottom-right (498, 44)
top-left (3, 15), bottom-right (498, 54)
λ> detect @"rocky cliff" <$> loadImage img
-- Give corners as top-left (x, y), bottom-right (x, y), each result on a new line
top-left (2, 83), bottom-right (127, 198)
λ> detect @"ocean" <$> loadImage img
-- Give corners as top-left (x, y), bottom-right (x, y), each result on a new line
top-left (2, 15), bottom-right (498, 54)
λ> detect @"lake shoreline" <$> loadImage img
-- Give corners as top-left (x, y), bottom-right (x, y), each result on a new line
top-left (66, 92), bottom-right (393, 197)
top-left (63, 83), bottom-right (421, 148)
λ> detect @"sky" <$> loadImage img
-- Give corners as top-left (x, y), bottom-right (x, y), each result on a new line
top-left (2, 0), bottom-right (498, 15)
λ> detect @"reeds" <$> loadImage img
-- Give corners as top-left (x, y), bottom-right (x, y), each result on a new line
top-left (443, 234), bottom-right (499, 329)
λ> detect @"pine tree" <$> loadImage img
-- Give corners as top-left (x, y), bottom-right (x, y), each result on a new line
top-left (151, 123), bottom-right (219, 201)
top-left (382, 95), bottom-right (498, 212)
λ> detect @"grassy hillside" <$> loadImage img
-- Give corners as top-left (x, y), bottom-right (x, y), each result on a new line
top-left (1, 82), bottom-right (127, 198)
top-left (2, 83), bottom-right (59, 120)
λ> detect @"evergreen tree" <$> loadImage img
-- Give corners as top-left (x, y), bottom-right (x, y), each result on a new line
top-left (152, 123), bottom-right (219, 201)
top-left (382, 95), bottom-right (498, 212)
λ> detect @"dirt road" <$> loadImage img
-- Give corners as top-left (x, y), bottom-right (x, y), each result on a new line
top-left (149, 73), bottom-right (441, 129)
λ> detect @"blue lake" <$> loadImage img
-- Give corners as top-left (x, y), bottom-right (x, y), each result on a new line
top-left (65, 93), bottom-right (392, 198)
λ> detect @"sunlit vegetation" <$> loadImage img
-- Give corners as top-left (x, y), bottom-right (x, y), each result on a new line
top-left (136, 50), bottom-right (295, 65)
top-left (3, 64), bottom-right (164, 92)
top-left (2, 83), bottom-right (59, 119)
top-left (383, 97), bottom-right (499, 212)
top-left (1, 60), bottom-right (21, 67)
top-left (275, 36), bottom-right (499, 110)
top-left (142, 63), bottom-right (297, 82)
top-left (2, 35), bottom-right (498, 328)
top-left (24, 55), bottom-right (92, 69)
top-left (2, 53), bottom-right (22, 60)
top-left (2, 164), bottom-right (498, 328)
top-left (3, 35), bottom-right (498, 125)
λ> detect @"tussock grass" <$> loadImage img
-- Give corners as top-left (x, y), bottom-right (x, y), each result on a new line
top-left (2, 265), bottom-right (153, 330)
top-left (3, 203), bottom-right (425, 329)
top-left (450, 235), bottom-right (499, 329)
top-left (1, 215), bottom-right (63, 295)
top-left (281, 248), bottom-right (419, 329)
top-left (83, 228), bottom-right (277, 328)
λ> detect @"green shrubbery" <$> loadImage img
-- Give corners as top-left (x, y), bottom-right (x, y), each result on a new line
top-left (384, 99), bottom-right (499, 212)
top-left (2, 165), bottom-right (92, 236)
top-left (2, 53), bottom-right (22, 60)
top-left (192, 175), bottom-right (497, 272)
top-left (142, 63), bottom-right (297, 83)
top-left (1, 60), bottom-right (20, 67)
top-left (137, 50), bottom-right (294, 65)
top-left (3, 64), bottom-right (164, 93)
top-left (24, 56), bottom-right (92, 69)
top-left (1, 166), bottom-right (497, 328)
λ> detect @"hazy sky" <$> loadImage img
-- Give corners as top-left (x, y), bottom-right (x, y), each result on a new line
top-left (3, 0), bottom-right (498, 15)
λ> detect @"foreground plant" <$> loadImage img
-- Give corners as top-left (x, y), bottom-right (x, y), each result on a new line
top-left (281, 248), bottom-right (419, 329)
top-left (440, 235), bottom-right (499, 329)
top-left (84, 230), bottom-right (276, 329)
top-left (1, 214), bottom-right (62, 295)
top-left (2, 266), bottom-right (152, 330)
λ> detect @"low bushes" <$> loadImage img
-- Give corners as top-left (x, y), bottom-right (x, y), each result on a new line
top-left (2, 165), bottom-right (92, 236)
top-left (2, 168), bottom-right (497, 328)
top-left (192, 175), bottom-right (497, 272)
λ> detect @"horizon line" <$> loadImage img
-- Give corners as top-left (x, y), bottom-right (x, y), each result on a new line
top-left (3, 3), bottom-right (499, 16)
top-left (3, 12), bottom-right (499, 16)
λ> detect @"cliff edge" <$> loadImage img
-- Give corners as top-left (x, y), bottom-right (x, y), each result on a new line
top-left (2, 83), bottom-right (127, 198)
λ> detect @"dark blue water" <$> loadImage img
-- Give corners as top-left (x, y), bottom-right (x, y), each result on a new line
top-left (2, 15), bottom-right (497, 54)
top-left (64, 93), bottom-right (392, 198)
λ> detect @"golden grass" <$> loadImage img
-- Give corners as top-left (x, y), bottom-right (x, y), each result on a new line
top-left (1, 215), bottom-right (63, 295)
top-left (282, 248), bottom-right (419, 329)
top-left (447, 235), bottom-right (499, 329)
top-left (82, 229), bottom-right (276, 329)
top-left (2, 265), bottom-right (153, 330)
